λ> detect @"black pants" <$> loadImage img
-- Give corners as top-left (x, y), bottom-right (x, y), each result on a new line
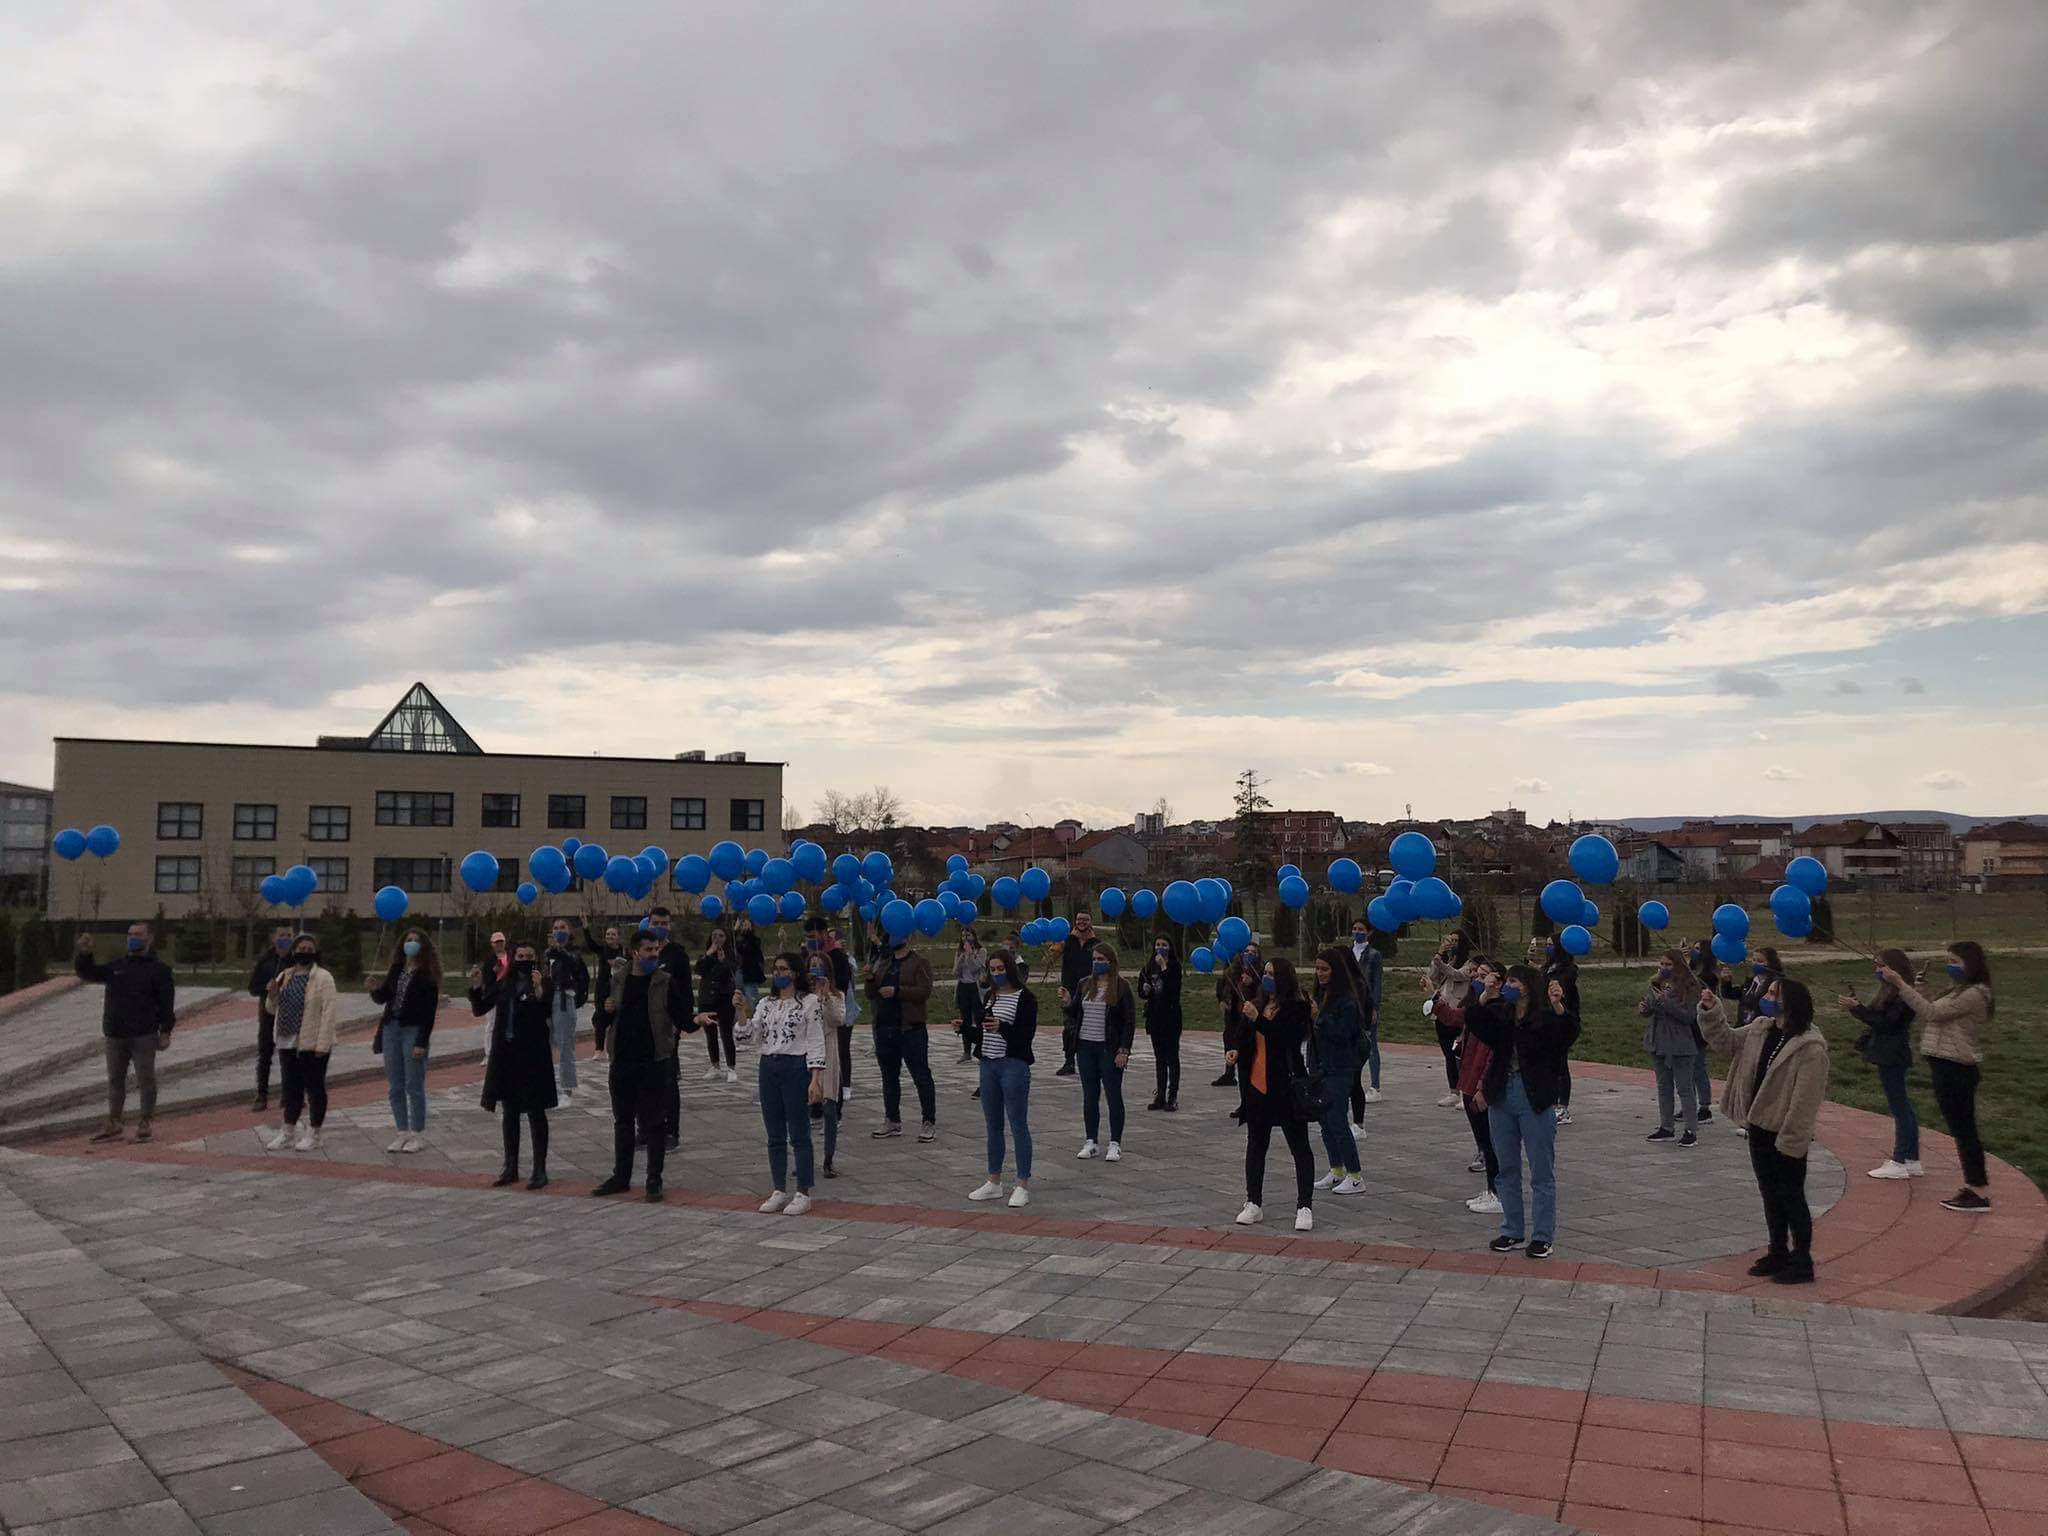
top-left (1748, 1128), bottom-right (1811, 1260)
top-left (592, 1004), bottom-right (609, 1054)
top-left (664, 1052), bottom-right (681, 1142)
top-left (1349, 1064), bottom-right (1365, 1124)
top-left (837, 1024), bottom-right (854, 1092)
top-left (1150, 1024), bottom-right (1182, 1103)
top-left (501, 1104), bottom-right (549, 1172)
top-left (1557, 1056), bottom-right (1572, 1108)
top-left (1245, 1115), bottom-right (1315, 1210)
top-left (1214, 1009), bottom-right (1237, 1084)
top-left (1436, 1023), bottom-right (1462, 1090)
top-left (956, 984), bottom-right (983, 1057)
top-left (279, 1048), bottom-right (329, 1128)
top-left (1930, 1057), bottom-right (1988, 1188)
top-left (702, 1018), bottom-right (738, 1069)
top-left (256, 1012), bottom-right (275, 1098)
top-left (609, 1058), bottom-right (669, 1187)
top-left (1467, 1102), bottom-right (1497, 1191)
top-left (875, 1023), bottom-right (935, 1124)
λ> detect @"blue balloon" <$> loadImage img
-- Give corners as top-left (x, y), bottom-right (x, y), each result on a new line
top-left (516, 882), bottom-right (538, 906)
top-left (1384, 878), bottom-right (1417, 923)
top-left (1195, 878), bottom-right (1228, 924)
top-left (939, 890), bottom-right (962, 916)
top-left (1711, 932), bottom-right (1748, 967)
top-left (699, 894), bottom-right (724, 919)
top-left (1769, 882), bottom-right (1810, 916)
top-left (1021, 920), bottom-right (1044, 946)
top-left (1277, 874), bottom-right (1310, 910)
top-left (1277, 864), bottom-right (1301, 883)
top-left (792, 842), bottom-right (829, 884)
top-left (639, 845), bottom-right (670, 877)
top-left (914, 898), bottom-right (946, 937)
top-left (456, 852), bottom-right (497, 894)
top-left (862, 851), bottom-right (894, 886)
top-left (529, 845), bottom-right (568, 883)
top-left (562, 836), bottom-right (582, 856)
top-left (709, 841), bottom-right (746, 881)
top-left (962, 873), bottom-right (986, 901)
top-left (1047, 917), bottom-right (1071, 942)
top-left (1786, 856), bottom-right (1828, 899)
top-left (1098, 887), bottom-right (1127, 919)
top-left (259, 874), bottom-right (289, 905)
top-left (51, 827), bottom-right (86, 861)
top-left (1216, 916), bottom-right (1251, 956)
top-left (779, 891), bottom-right (806, 923)
top-left (832, 853), bottom-right (862, 888)
top-left (1559, 924), bottom-right (1593, 956)
top-left (540, 861), bottom-right (572, 894)
top-left (759, 857), bottom-right (796, 895)
top-left (604, 855), bottom-right (637, 892)
top-left (284, 864), bottom-right (319, 902)
top-left (746, 893), bottom-right (778, 926)
top-left (1389, 831), bottom-right (1437, 881)
top-left (1328, 857), bottom-right (1363, 894)
top-left (1580, 899), bottom-right (1600, 927)
top-left (1189, 946), bottom-right (1215, 973)
top-left (1538, 880), bottom-right (1583, 925)
top-left (820, 884), bottom-right (847, 912)
top-left (1638, 900), bottom-right (1671, 931)
top-left (1567, 834), bottom-right (1620, 887)
top-left (1131, 888), bottom-right (1159, 920)
top-left (1019, 866), bottom-right (1052, 902)
top-left (1778, 910), bottom-right (1815, 939)
top-left (1161, 880), bottom-right (1199, 924)
top-left (84, 824), bottom-right (120, 858)
top-left (1414, 877), bottom-right (1459, 921)
top-left (1366, 896), bottom-right (1400, 932)
top-left (880, 898), bottom-right (914, 940)
top-left (957, 901), bottom-right (978, 925)
top-left (857, 901), bottom-right (878, 922)
top-left (574, 843), bottom-right (610, 881)
top-left (742, 848), bottom-right (768, 877)
top-left (946, 854), bottom-right (969, 875)
top-left (373, 885), bottom-right (408, 922)
top-left (674, 854), bottom-right (711, 893)
top-left (1712, 903), bottom-right (1750, 940)
top-left (989, 876), bottom-right (1020, 910)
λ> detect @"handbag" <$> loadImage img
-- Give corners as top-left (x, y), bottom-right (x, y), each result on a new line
top-left (1289, 1071), bottom-right (1328, 1122)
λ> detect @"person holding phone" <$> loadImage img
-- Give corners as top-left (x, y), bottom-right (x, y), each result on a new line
top-left (1232, 957), bottom-right (1318, 1232)
top-left (1140, 936), bottom-right (1183, 1112)
top-left (736, 953), bottom-right (829, 1215)
top-left (261, 933), bottom-right (338, 1152)
top-left (471, 939), bottom-right (558, 1190)
top-left (369, 927), bottom-right (441, 1153)
top-left (1842, 949), bottom-right (1920, 1180)
top-left (1639, 949), bottom-right (1702, 1145)
top-left (1466, 967), bottom-right (1579, 1259)
top-left (246, 924), bottom-right (294, 1113)
top-left (966, 948), bottom-right (1037, 1207)
top-left (1425, 930), bottom-right (1475, 1107)
top-left (1882, 942), bottom-right (1996, 1213)
top-left (694, 927), bottom-right (741, 1080)
top-left (805, 952), bottom-right (848, 1178)
top-left (953, 929), bottom-right (988, 1063)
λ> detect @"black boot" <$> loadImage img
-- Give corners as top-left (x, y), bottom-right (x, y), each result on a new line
top-left (1746, 1250), bottom-right (1790, 1277)
top-left (492, 1165), bottom-right (520, 1187)
top-left (1211, 1070), bottom-right (1235, 1088)
top-left (527, 1165), bottom-right (549, 1191)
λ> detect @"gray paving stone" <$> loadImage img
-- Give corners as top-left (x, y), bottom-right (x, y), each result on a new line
top-left (657, 1413), bottom-right (809, 1470)
top-left (163, 1448), bottom-right (348, 1518)
top-left (916, 1435), bottom-right (1081, 1492)
top-left (551, 1440), bottom-right (713, 1502)
top-left (742, 1439), bottom-right (888, 1499)
top-left (1049, 1411), bottom-right (1202, 1471)
top-left (193, 1483), bottom-right (393, 1536)
top-left (472, 1413), bottom-right (637, 1473)
top-left (824, 1464), bottom-right (1000, 1532)
top-left (399, 1394), bottom-right (556, 1448)
top-left (1150, 1437), bottom-right (1316, 1502)
top-left (631, 1469), bottom-right (805, 1535)
top-left (1269, 1465), bottom-right (1437, 1532)
top-left (12, 1498), bottom-right (204, 1536)
top-left (132, 1412), bottom-right (306, 1476)
top-left (924, 1497), bottom-right (1107, 1536)
top-left (5, 1423), bottom-right (136, 1479)
top-left (1122, 1487), bottom-right (1310, 1536)
top-left (0, 1458), bottom-right (173, 1527)
top-left (1030, 1457), bottom-right (1188, 1522)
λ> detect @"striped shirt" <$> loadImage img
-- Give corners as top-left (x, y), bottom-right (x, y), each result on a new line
top-left (276, 973), bottom-right (308, 1046)
top-left (1080, 995), bottom-right (1108, 1043)
top-left (983, 991), bottom-right (1018, 1061)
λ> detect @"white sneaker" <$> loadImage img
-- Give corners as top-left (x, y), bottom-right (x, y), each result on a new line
top-left (1235, 1202), bottom-right (1264, 1225)
top-left (1350, 1122), bottom-right (1367, 1142)
top-left (265, 1125), bottom-right (295, 1151)
top-left (385, 1134), bottom-right (409, 1153)
top-left (293, 1127), bottom-right (319, 1152)
top-left (1466, 1190), bottom-right (1502, 1214)
top-left (969, 1179), bottom-right (1005, 1201)
top-left (842, 1087), bottom-right (855, 1102)
top-left (1334, 1176), bottom-right (1365, 1195)
top-left (558, 1085), bottom-right (575, 1104)
top-left (1904, 1160), bottom-right (1925, 1177)
top-left (1869, 1160), bottom-right (1911, 1180)
top-left (1437, 1091), bottom-right (1461, 1108)
top-left (703, 1066), bottom-right (722, 1081)
top-left (1294, 1207), bottom-right (1314, 1232)
top-left (724, 1067), bottom-right (738, 1084)
top-left (1362, 1087), bottom-right (1382, 1104)
top-left (1008, 1186), bottom-right (1030, 1208)
top-left (400, 1134), bottom-right (424, 1154)
top-left (1314, 1170), bottom-right (1340, 1190)
top-left (1105, 1142), bottom-right (1121, 1163)
top-left (759, 1190), bottom-right (789, 1213)
top-left (1077, 1140), bottom-right (1098, 1160)
top-left (1556, 1108), bottom-right (1574, 1125)
top-left (785, 1193), bottom-right (812, 1216)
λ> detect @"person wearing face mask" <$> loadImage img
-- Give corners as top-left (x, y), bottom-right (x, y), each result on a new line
top-left (1051, 912), bottom-right (1100, 1077)
top-left (1425, 930), bottom-right (1475, 1107)
top-left (865, 926), bottom-right (938, 1140)
top-left (645, 906), bottom-right (695, 1149)
top-left (803, 951), bottom-right (848, 1178)
top-left (1217, 942), bottom-right (1264, 1112)
top-left (732, 915), bottom-right (767, 1002)
top-left (1454, 960), bottom-right (1501, 1214)
top-left (736, 954), bottom-right (829, 1214)
top-left (246, 924), bottom-right (295, 1112)
top-left (76, 925), bottom-right (176, 1144)
top-left (1685, 940), bottom-right (1720, 1123)
top-left (1541, 938), bottom-right (1580, 1126)
top-left (1231, 958), bottom-right (1318, 1231)
top-left (1309, 948), bottom-right (1366, 1196)
top-left (368, 927), bottom-right (442, 1153)
top-left (541, 921), bottom-right (589, 1101)
top-left (967, 949), bottom-right (1037, 1207)
top-left (592, 932), bottom-right (697, 1201)
top-left (1842, 948), bottom-right (1921, 1180)
top-left (1883, 941), bottom-right (1996, 1213)
top-left (1467, 966), bottom-right (1580, 1259)
top-left (583, 924), bottom-right (624, 1058)
top-left (1062, 944), bottom-right (1135, 1162)
top-left (1349, 921), bottom-right (1385, 1108)
top-left (473, 940), bottom-right (559, 1189)
top-left (953, 929), bottom-right (988, 1064)
top-left (260, 934), bottom-right (339, 1152)
top-left (1699, 974), bottom-right (1830, 1282)
top-left (1639, 948), bottom-right (1702, 1146)
top-left (1140, 935), bottom-right (1183, 1112)
top-left (694, 926), bottom-right (742, 1083)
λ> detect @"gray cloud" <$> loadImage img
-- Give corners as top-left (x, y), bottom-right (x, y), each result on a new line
top-left (1714, 669), bottom-right (1783, 697)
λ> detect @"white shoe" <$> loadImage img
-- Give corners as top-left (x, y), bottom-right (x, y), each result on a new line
top-left (385, 1134), bottom-right (409, 1153)
top-left (1077, 1140), bottom-right (1098, 1160)
top-left (785, 1193), bottom-right (812, 1216)
top-left (759, 1190), bottom-right (789, 1213)
top-left (969, 1179), bottom-right (1005, 1201)
top-left (1235, 1202), bottom-right (1264, 1225)
top-left (703, 1066), bottom-right (722, 1081)
top-left (842, 1087), bottom-right (854, 1102)
top-left (1437, 1091), bottom-right (1461, 1108)
top-left (293, 1127), bottom-right (319, 1152)
top-left (724, 1068), bottom-right (738, 1084)
top-left (265, 1125), bottom-right (295, 1151)
top-left (1105, 1142), bottom-right (1121, 1163)
top-left (1350, 1123), bottom-right (1366, 1142)
top-left (1466, 1190), bottom-right (1502, 1214)
top-left (1008, 1186), bottom-right (1030, 1208)
top-left (1314, 1170), bottom-right (1340, 1191)
top-left (1869, 1160), bottom-right (1911, 1180)
top-left (400, 1134), bottom-right (423, 1154)
top-left (1904, 1160), bottom-right (1925, 1177)
top-left (1294, 1207), bottom-right (1314, 1232)
top-left (559, 1085), bottom-right (575, 1104)
top-left (1362, 1087), bottom-right (1382, 1104)
top-left (1556, 1108), bottom-right (1574, 1125)
top-left (1334, 1176), bottom-right (1365, 1195)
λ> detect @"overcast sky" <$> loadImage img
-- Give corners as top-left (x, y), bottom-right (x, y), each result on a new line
top-left (5, 1), bottom-right (2046, 828)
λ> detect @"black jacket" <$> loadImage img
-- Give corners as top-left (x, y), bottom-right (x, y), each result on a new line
top-left (1850, 994), bottom-right (1915, 1070)
top-left (545, 947), bottom-right (590, 1009)
top-left (1219, 963), bottom-right (1261, 1053)
top-left (1063, 977), bottom-right (1137, 1053)
top-left (734, 930), bottom-right (765, 986)
top-left (1242, 996), bottom-right (1311, 1124)
top-left (76, 949), bottom-right (176, 1040)
top-left (1466, 998), bottom-right (1581, 1112)
top-left (695, 952), bottom-right (737, 1022)
top-left (583, 933), bottom-right (622, 1009)
top-left (369, 961), bottom-right (441, 1053)
top-left (1310, 991), bottom-right (1366, 1075)
top-left (1059, 936), bottom-right (1096, 995)
top-left (472, 967), bottom-right (559, 1115)
top-left (248, 950), bottom-right (288, 1021)
top-left (1138, 958), bottom-right (1183, 1033)
top-left (1544, 958), bottom-right (1581, 1019)
top-left (977, 985), bottom-right (1040, 1065)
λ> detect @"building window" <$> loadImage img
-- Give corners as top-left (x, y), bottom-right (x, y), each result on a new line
top-left (547, 794), bottom-right (586, 829)
top-left (308, 857), bottom-right (349, 893)
top-left (670, 797), bottom-right (706, 831)
top-left (308, 805), bottom-right (351, 842)
top-left (157, 802), bottom-right (203, 840)
top-left (729, 799), bottom-right (764, 832)
top-left (155, 856), bottom-right (201, 894)
top-left (493, 858), bottom-right (523, 894)
top-left (481, 793), bottom-right (521, 828)
top-left (611, 796), bottom-right (647, 831)
top-left (233, 803), bottom-right (278, 841)
top-left (375, 791), bottom-right (453, 827)
top-left (373, 857), bottom-right (450, 893)
top-left (231, 856), bottom-right (276, 894)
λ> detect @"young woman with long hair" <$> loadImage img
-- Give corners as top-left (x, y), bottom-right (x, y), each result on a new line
top-left (1309, 947), bottom-right (1365, 1195)
top-left (1467, 963), bottom-right (1579, 1259)
top-left (1639, 948), bottom-right (1703, 1146)
top-left (1425, 929), bottom-right (1475, 1108)
top-left (262, 933), bottom-right (339, 1153)
top-left (1883, 941), bottom-right (1996, 1213)
top-left (953, 928), bottom-right (988, 1063)
top-left (1455, 957), bottom-right (1501, 1214)
top-left (1541, 938), bottom-right (1580, 1126)
top-left (737, 952), bottom-right (828, 1216)
top-left (1842, 948), bottom-right (1921, 1180)
top-left (805, 947), bottom-right (847, 1179)
top-left (1140, 934), bottom-right (1183, 1112)
top-left (472, 937), bottom-right (558, 1190)
top-left (368, 926), bottom-right (441, 1154)
top-left (1063, 942), bottom-right (1135, 1161)
top-left (1686, 939), bottom-right (1720, 1122)
top-left (1231, 957), bottom-right (1318, 1231)
top-left (967, 948), bottom-right (1037, 1208)
top-left (694, 927), bottom-right (741, 1082)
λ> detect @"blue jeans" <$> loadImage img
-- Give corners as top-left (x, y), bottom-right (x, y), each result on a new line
top-left (1877, 1061), bottom-right (1920, 1162)
top-left (382, 1025), bottom-right (426, 1132)
top-left (1075, 1039), bottom-right (1125, 1144)
top-left (1319, 1066), bottom-right (1360, 1174)
top-left (1488, 1073), bottom-right (1557, 1243)
top-left (550, 1000), bottom-right (578, 1091)
top-left (759, 1054), bottom-right (815, 1192)
top-left (1366, 1020), bottom-right (1381, 1091)
top-left (980, 1056), bottom-right (1032, 1179)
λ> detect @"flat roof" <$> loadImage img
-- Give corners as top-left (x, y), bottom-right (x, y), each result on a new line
top-left (53, 737), bottom-right (784, 768)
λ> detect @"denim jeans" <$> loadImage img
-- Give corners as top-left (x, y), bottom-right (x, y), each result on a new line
top-left (759, 1053), bottom-right (815, 1192)
top-left (382, 1025), bottom-right (426, 1132)
top-left (1653, 1053), bottom-right (1698, 1133)
top-left (1693, 1050), bottom-right (1714, 1116)
top-left (1876, 1062), bottom-right (1919, 1162)
top-left (1075, 1039), bottom-right (1125, 1144)
top-left (1489, 1073), bottom-right (1557, 1243)
top-left (1318, 1066), bottom-right (1360, 1174)
top-left (550, 1001), bottom-right (578, 1091)
top-left (980, 1056), bottom-right (1033, 1179)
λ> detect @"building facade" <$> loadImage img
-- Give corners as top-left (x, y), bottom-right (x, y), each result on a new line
top-left (48, 684), bottom-right (784, 921)
top-left (1, 780), bottom-right (53, 907)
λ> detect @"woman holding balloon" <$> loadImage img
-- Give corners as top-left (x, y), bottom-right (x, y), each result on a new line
top-left (1883, 941), bottom-right (1996, 1213)
top-left (1139, 935), bottom-right (1183, 1112)
top-left (1639, 949), bottom-right (1703, 1145)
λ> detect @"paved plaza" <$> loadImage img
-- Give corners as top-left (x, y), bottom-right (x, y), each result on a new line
top-left (3, 989), bottom-right (2047, 1534)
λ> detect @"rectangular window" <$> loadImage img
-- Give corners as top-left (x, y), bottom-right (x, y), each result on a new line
top-left (494, 858), bottom-right (523, 894)
top-left (307, 805), bottom-right (351, 842)
top-left (157, 802), bottom-right (203, 840)
top-left (232, 803), bottom-right (277, 841)
top-left (373, 857), bottom-right (450, 893)
top-left (547, 794), bottom-right (586, 829)
top-left (481, 793), bottom-right (521, 828)
top-left (670, 797), bottom-right (706, 831)
top-left (155, 856), bottom-right (201, 894)
top-left (375, 791), bottom-right (453, 827)
top-left (610, 796), bottom-right (647, 831)
top-left (230, 856), bottom-right (276, 893)
top-left (729, 798), bottom-right (764, 832)
top-left (308, 857), bottom-right (349, 893)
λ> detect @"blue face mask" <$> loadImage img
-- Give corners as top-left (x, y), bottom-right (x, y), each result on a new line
top-left (772, 974), bottom-right (793, 990)
top-left (1752, 962), bottom-right (1767, 974)
top-left (638, 954), bottom-right (658, 974)
top-left (1092, 960), bottom-right (1109, 976)
top-left (1947, 963), bottom-right (1967, 980)
top-left (1353, 932), bottom-right (1367, 945)
top-left (650, 926), bottom-right (669, 942)
top-left (552, 932), bottom-right (569, 947)
top-left (1498, 985), bottom-right (1521, 1006)
top-left (274, 936), bottom-right (291, 953)
top-left (809, 969), bottom-right (827, 984)
top-left (126, 936), bottom-right (145, 954)
top-left (1260, 975), bottom-right (1276, 995)
top-left (403, 940), bottom-right (421, 958)
top-left (989, 970), bottom-right (1009, 988)
top-left (1758, 997), bottom-right (1780, 1018)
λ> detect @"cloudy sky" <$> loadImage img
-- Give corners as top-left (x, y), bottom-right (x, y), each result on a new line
top-left (5, 0), bottom-right (2046, 828)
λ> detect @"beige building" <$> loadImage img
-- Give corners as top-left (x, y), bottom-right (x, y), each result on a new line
top-left (48, 683), bottom-right (785, 921)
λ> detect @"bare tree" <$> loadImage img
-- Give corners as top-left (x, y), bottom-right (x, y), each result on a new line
top-left (815, 790), bottom-right (862, 835)
top-left (856, 785), bottom-right (904, 832)
top-left (782, 797), bottom-right (802, 832)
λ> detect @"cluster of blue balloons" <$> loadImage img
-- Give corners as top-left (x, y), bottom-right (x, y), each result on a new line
top-left (259, 863), bottom-right (322, 910)
top-left (1769, 856), bottom-right (1829, 939)
top-left (1525, 834), bottom-right (1620, 957)
top-left (51, 824), bottom-right (120, 861)
top-left (1085, 872), bottom-right (1217, 925)
top-left (1186, 912), bottom-right (1258, 974)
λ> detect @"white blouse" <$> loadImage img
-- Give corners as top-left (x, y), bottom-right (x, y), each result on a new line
top-left (747, 993), bottom-right (828, 1067)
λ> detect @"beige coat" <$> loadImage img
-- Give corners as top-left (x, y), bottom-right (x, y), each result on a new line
top-left (1697, 992), bottom-right (1829, 1159)
top-left (1898, 980), bottom-right (1991, 1067)
top-left (265, 964), bottom-right (340, 1055)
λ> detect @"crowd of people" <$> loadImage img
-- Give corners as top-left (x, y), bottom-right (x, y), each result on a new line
top-left (70, 906), bottom-right (2003, 1282)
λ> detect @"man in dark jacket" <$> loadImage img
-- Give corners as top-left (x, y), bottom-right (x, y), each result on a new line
top-left (865, 933), bottom-right (937, 1140)
top-left (648, 906), bottom-right (691, 1148)
top-left (593, 931), bottom-right (695, 1202)
top-left (246, 923), bottom-right (293, 1111)
top-left (1053, 911), bottom-right (1098, 1076)
top-left (75, 926), bottom-right (176, 1143)
top-left (544, 920), bottom-right (591, 1101)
